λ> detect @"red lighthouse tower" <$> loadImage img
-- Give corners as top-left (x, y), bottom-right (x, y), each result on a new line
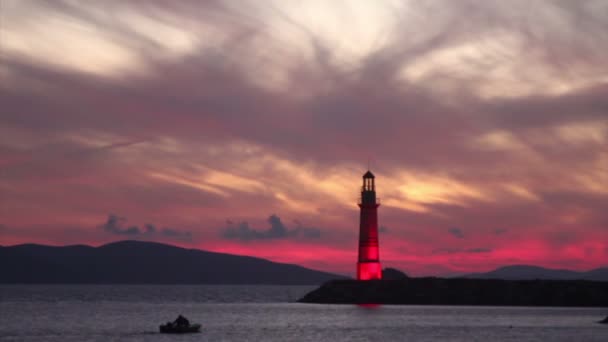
top-left (357, 170), bottom-right (382, 280)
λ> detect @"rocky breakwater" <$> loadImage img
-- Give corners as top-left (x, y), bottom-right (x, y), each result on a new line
top-left (298, 278), bottom-right (608, 306)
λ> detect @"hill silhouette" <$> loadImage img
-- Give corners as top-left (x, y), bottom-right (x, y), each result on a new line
top-left (0, 240), bottom-right (346, 284)
top-left (382, 267), bottom-right (409, 280)
top-left (462, 265), bottom-right (608, 281)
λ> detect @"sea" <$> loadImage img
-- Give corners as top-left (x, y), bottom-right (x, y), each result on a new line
top-left (1, 285), bottom-right (607, 341)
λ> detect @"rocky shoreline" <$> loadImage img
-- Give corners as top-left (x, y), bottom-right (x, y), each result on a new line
top-left (298, 278), bottom-right (608, 307)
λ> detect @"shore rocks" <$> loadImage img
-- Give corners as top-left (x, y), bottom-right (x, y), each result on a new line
top-left (298, 278), bottom-right (608, 307)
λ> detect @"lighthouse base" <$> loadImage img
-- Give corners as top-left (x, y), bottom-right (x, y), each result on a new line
top-left (357, 262), bottom-right (382, 280)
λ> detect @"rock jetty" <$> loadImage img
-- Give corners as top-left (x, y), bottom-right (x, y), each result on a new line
top-left (298, 278), bottom-right (608, 306)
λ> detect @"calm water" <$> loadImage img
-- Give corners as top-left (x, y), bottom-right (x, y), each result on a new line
top-left (1, 285), bottom-right (607, 341)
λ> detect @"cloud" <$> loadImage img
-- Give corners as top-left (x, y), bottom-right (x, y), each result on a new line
top-left (222, 214), bottom-right (321, 241)
top-left (102, 215), bottom-right (140, 236)
top-left (432, 247), bottom-right (492, 254)
top-left (466, 248), bottom-right (493, 253)
top-left (432, 248), bottom-right (462, 255)
top-left (1, 1), bottom-right (608, 275)
top-left (143, 224), bottom-right (156, 234)
top-left (448, 227), bottom-right (465, 239)
top-left (100, 214), bottom-right (192, 240)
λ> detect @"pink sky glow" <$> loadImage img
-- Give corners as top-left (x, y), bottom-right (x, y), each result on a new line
top-left (1, 0), bottom-right (607, 276)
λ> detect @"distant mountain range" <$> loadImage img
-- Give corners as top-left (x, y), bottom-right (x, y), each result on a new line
top-left (0, 240), bottom-right (346, 284)
top-left (461, 265), bottom-right (608, 281)
top-left (2, 241), bottom-right (606, 284)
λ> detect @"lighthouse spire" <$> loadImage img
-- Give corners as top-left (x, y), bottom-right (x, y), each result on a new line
top-left (357, 169), bottom-right (382, 280)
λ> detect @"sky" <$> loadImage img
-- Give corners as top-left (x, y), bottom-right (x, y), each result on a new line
top-left (1, 0), bottom-right (607, 277)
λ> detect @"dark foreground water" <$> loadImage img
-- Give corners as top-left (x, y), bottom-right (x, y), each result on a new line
top-left (1, 285), bottom-right (607, 341)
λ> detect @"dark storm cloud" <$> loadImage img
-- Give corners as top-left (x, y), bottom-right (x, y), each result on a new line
top-left (448, 227), bottom-right (465, 239)
top-left (101, 214), bottom-right (192, 240)
top-left (223, 214), bottom-right (321, 241)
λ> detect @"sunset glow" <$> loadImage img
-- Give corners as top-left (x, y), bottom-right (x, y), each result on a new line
top-left (1, 0), bottom-right (607, 276)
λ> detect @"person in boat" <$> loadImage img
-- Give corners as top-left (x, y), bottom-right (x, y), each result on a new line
top-left (174, 314), bottom-right (190, 327)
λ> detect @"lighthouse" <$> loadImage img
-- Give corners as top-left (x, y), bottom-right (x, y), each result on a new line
top-left (357, 170), bottom-right (382, 280)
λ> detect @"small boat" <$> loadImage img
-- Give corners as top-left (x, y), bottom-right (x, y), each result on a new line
top-left (159, 323), bottom-right (202, 334)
